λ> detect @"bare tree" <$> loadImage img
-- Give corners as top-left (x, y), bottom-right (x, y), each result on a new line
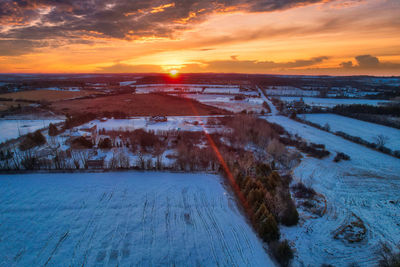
top-left (374, 134), bottom-right (389, 148)
top-left (78, 150), bottom-right (90, 169)
top-left (71, 152), bottom-right (81, 169)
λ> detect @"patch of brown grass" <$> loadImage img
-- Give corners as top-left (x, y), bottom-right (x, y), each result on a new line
top-left (0, 101), bottom-right (30, 111)
top-left (0, 89), bottom-right (101, 102)
top-left (51, 93), bottom-right (230, 116)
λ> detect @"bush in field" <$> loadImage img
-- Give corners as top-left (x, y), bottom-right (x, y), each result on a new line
top-left (292, 182), bottom-right (316, 199)
top-left (98, 138), bottom-right (112, 149)
top-left (278, 190), bottom-right (299, 226)
top-left (19, 130), bottom-right (46, 151)
top-left (333, 152), bottom-right (350, 162)
top-left (270, 240), bottom-right (294, 267)
top-left (71, 136), bottom-right (93, 149)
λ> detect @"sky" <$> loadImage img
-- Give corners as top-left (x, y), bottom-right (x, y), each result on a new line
top-left (0, 0), bottom-right (399, 75)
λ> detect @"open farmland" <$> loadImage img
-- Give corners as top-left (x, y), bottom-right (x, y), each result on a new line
top-left (278, 97), bottom-right (391, 107)
top-left (0, 89), bottom-right (102, 102)
top-left (181, 94), bottom-right (264, 113)
top-left (303, 113), bottom-right (400, 151)
top-left (263, 114), bottom-right (400, 266)
top-left (0, 172), bottom-right (275, 266)
top-left (0, 101), bottom-right (31, 111)
top-left (51, 93), bottom-right (229, 116)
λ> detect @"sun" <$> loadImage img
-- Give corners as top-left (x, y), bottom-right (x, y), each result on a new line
top-left (169, 69), bottom-right (179, 77)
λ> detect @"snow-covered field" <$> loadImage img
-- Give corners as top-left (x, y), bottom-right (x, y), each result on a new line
top-left (279, 97), bottom-right (390, 107)
top-left (135, 84), bottom-right (241, 94)
top-left (0, 172), bottom-right (274, 266)
top-left (303, 113), bottom-right (400, 150)
top-left (81, 116), bottom-right (225, 133)
top-left (263, 115), bottom-right (400, 266)
top-left (183, 94), bottom-right (264, 113)
top-left (265, 87), bottom-right (319, 96)
top-left (0, 119), bottom-right (63, 143)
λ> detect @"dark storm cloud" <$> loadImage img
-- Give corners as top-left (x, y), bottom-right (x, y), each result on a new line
top-left (339, 55), bottom-right (400, 70)
top-left (0, 0), bottom-right (335, 55)
top-left (355, 55), bottom-right (380, 68)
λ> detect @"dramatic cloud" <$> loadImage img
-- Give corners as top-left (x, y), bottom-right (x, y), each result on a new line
top-left (340, 55), bottom-right (400, 70)
top-left (0, 0), bottom-right (334, 51)
top-left (181, 56), bottom-right (329, 73)
top-left (96, 63), bottom-right (162, 73)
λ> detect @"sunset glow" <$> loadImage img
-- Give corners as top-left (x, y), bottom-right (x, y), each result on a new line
top-left (0, 0), bottom-right (399, 75)
top-left (169, 69), bottom-right (179, 77)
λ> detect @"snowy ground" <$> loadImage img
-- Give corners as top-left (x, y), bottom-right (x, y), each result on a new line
top-left (182, 94), bottom-right (264, 113)
top-left (263, 114), bottom-right (400, 266)
top-left (278, 97), bottom-right (390, 107)
top-left (81, 116), bottom-right (226, 133)
top-left (0, 172), bottom-right (275, 266)
top-left (303, 113), bottom-right (400, 151)
top-left (0, 119), bottom-right (63, 143)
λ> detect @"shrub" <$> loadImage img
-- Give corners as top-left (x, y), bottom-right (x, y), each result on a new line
top-left (270, 240), bottom-right (294, 267)
top-left (98, 138), bottom-right (112, 149)
top-left (333, 152), bottom-right (350, 162)
top-left (279, 199), bottom-right (299, 226)
top-left (292, 182), bottom-right (316, 199)
top-left (19, 130), bottom-right (46, 151)
top-left (71, 136), bottom-right (93, 149)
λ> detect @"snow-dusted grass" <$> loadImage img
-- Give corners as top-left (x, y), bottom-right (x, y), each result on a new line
top-left (0, 172), bottom-right (274, 266)
top-left (279, 97), bottom-right (390, 107)
top-left (263, 115), bottom-right (400, 266)
top-left (0, 119), bottom-right (63, 143)
top-left (303, 113), bottom-right (400, 150)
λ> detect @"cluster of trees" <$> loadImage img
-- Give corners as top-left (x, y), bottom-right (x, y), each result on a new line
top-left (294, 115), bottom-right (399, 158)
top-left (335, 131), bottom-right (400, 158)
top-left (333, 152), bottom-right (351, 162)
top-left (230, 162), bottom-right (297, 266)
top-left (279, 135), bottom-right (330, 159)
top-left (332, 104), bottom-right (400, 129)
top-left (332, 104), bottom-right (400, 117)
top-left (64, 113), bottom-right (97, 129)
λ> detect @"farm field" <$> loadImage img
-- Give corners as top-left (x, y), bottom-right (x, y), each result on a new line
top-left (303, 113), bottom-right (400, 150)
top-left (278, 97), bottom-right (391, 107)
top-left (50, 93), bottom-right (229, 116)
top-left (182, 94), bottom-right (264, 113)
top-left (0, 89), bottom-right (101, 102)
top-left (0, 119), bottom-right (63, 143)
top-left (263, 115), bottom-right (400, 266)
top-left (0, 101), bottom-right (31, 111)
top-left (0, 172), bottom-right (275, 266)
